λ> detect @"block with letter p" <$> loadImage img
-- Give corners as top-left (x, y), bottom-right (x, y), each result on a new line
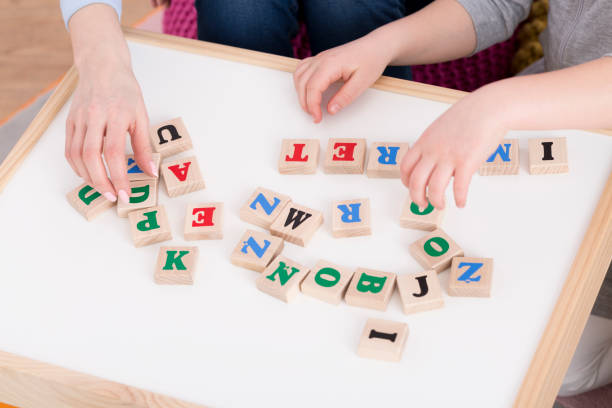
top-left (128, 205), bottom-right (172, 247)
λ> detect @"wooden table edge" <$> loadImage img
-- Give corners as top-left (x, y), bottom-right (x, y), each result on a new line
top-left (0, 28), bottom-right (610, 408)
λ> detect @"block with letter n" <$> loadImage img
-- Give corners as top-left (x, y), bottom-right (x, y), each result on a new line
top-left (323, 137), bottom-right (366, 174)
top-left (256, 255), bottom-right (310, 303)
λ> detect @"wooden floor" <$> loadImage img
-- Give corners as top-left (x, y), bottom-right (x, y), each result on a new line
top-left (0, 0), bottom-right (153, 121)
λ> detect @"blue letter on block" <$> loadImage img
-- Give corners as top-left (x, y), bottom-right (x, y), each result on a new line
top-left (486, 143), bottom-right (511, 163)
top-left (241, 237), bottom-right (271, 258)
top-left (127, 158), bottom-right (144, 174)
top-left (338, 203), bottom-right (362, 223)
top-left (249, 193), bottom-right (281, 216)
top-left (377, 146), bottom-right (400, 165)
top-left (457, 262), bottom-right (483, 283)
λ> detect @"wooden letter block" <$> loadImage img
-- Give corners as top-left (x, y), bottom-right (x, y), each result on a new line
top-left (256, 255), bottom-right (310, 303)
top-left (278, 139), bottom-right (319, 174)
top-left (365, 142), bottom-right (409, 178)
top-left (66, 183), bottom-right (115, 221)
top-left (270, 202), bottom-right (323, 246)
top-left (409, 228), bottom-right (463, 273)
top-left (230, 229), bottom-right (284, 272)
top-left (149, 117), bottom-right (193, 158)
top-left (397, 270), bottom-right (444, 314)
top-left (448, 257), bottom-right (493, 297)
top-left (399, 195), bottom-right (444, 231)
top-left (117, 179), bottom-right (158, 218)
top-left (528, 137), bottom-right (569, 174)
top-left (323, 138), bottom-right (366, 174)
top-left (300, 260), bottom-right (354, 305)
top-left (128, 205), bottom-right (172, 248)
top-left (126, 153), bottom-right (161, 181)
top-left (478, 139), bottom-right (519, 175)
top-left (160, 155), bottom-right (205, 197)
top-left (239, 187), bottom-right (292, 230)
top-left (154, 246), bottom-right (198, 285)
top-left (345, 268), bottom-right (396, 311)
top-left (184, 202), bottom-right (223, 240)
top-left (357, 318), bottom-right (409, 362)
top-left (332, 198), bottom-right (371, 238)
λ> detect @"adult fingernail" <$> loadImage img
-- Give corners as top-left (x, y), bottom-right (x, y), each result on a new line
top-left (118, 189), bottom-right (129, 204)
top-left (329, 104), bottom-right (341, 114)
top-left (103, 192), bottom-right (117, 202)
top-left (149, 161), bottom-right (158, 177)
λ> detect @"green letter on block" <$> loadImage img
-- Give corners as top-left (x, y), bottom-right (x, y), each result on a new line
top-left (266, 261), bottom-right (299, 286)
top-left (356, 273), bottom-right (387, 294)
top-left (163, 250), bottom-right (189, 270)
top-left (314, 267), bottom-right (341, 288)
top-left (130, 184), bottom-right (150, 204)
top-left (78, 185), bottom-right (101, 205)
top-left (137, 210), bottom-right (160, 232)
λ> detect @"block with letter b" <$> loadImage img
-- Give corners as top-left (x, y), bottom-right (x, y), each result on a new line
top-left (528, 136), bottom-right (569, 174)
top-left (270, 202), bottom-right (324, 246)
top-left (128, 205), bottom-right (172, 247)
top-left (448, 257), bottom-right (493, 297)
top-left (399, 195), bottom-right (444, 231)
top-left (154, 246), bottom-right (198, 285)
top-left (256, 255), bottom-right (310, 303)
top-left (366, 142), bottom-right (409, 178)
top-left (357, 318), bottom-right (409, 362)
top-left (478, 138), bottom-right (519, 175)
top-left (409, 228), bottom-right (463, 273)
top-left (239, 187), bottom-right (292, 230)
top-left (323, 138), bottom-right (366, 174)
top-left (66, 183), bottom-right (115, 221)
top-left (161, 155), bottom-right (205, 197)
top-left (300, 260), bottom-right (354, 305)
top-left (278, 138), bottom-right (319, 174)
top-left (117, 179), bottom-right (158, 218)
top-left (397, 270), bottom-right (444, 314)
top-left (184, 202), bottom-right (223, 240)
top-left (149, 117), bottom-right (193, 158)
top-left (344, 268), bottom-right (396, 311)
top-left (230, 229), bottom-right (284, 272)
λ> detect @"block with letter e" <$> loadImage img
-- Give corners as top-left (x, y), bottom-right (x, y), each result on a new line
top-left (184, 202), bottom-right (223, 240)
top-left (345, 268), bottom-right (396, 311)
top-left (323, 138), bottom-right (366, 174)
top-left (230, 229), bottom-right (284, 272)
top-left (154, 246), bottom-right (198, 285)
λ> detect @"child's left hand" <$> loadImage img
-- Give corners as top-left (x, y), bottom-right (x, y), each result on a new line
top-left (401, 83), bottom-right (508, 210)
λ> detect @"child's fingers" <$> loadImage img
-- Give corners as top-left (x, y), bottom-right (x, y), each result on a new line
top-left (293, 58), bottom-right (312, 81)
top-left (453, 165), bottom-right (473, 208)
top-left (296, 63), bottom-right (317, 114)
top-left (408, 157), bottom-right (436, 209)
top-left (306, 66), bottom-right (343, 123)
top-left (327, 71), bottom-right (368, 115)
top-left (427, 163), bottom-right (454, 210)
top-left (70, 120), bottom-right (91, 184)
top-left (82, 120), bottom-right (116, 201)
top-left (131, 112), bottom-right (156, 177)
top-left (64, 116), bottom-right (79, 175)
top-left (400, 148), bottom-right (421, 189)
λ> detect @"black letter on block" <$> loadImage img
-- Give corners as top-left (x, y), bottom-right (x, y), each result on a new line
top-left (157, 124), bottom-right (182, 145)
top-left (412, 275), bottom-right (430, 298)
top-left (283, 208), bottom-right (312, 230)
top-left (541, 142), bottom-right (554, 161)
top-left (369, 330), bottom-right (397, 343)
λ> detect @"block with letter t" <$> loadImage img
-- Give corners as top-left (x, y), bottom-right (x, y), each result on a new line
top-left (278, 138), bottom-right (319, 174)
top-left (256, 255), bottom-right (310, 303)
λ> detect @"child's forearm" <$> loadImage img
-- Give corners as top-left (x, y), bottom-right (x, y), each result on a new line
top-left (485, 57), bottom-right (612, 131)
top-left (367, 0), bottom-right (477, 66)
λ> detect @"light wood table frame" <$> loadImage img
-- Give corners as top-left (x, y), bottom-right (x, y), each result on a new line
top-left (0, 28), bottom-right (610, 408)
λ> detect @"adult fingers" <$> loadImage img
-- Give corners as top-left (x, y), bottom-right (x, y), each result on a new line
top-left (408, 157), bottom-right (436, 209)
top-left (65, 115), bottom-right (79, 175)
top-left (296, 63), bottom-right (317, 114)
top-left (306, 65), bottom-right (343, 123)
top-left (427, 163), bottom-right (454, 210)
top-left (82, 119), bottom-right (117, 201)
top-left (70, 119), bottom-right (91, 183)
top-left (104, 120), bottom-right (130, 203)
top-left (130, 111), bottom-right (156, 177)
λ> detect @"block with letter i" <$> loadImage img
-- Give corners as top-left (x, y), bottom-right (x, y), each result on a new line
top-left (128, 205), bottom-right (172, 247)
top-left (345, 268), bottom-right (396, 311)
top-left (230, 229), bottom-right (284, 272)
top-left (66, 183), bottom-right (115, 221)
top-left (149, 117), bottom-right (193, 158)
top-left (366, 142), bottom-right (409, 178)
top-left (270, 202), bottom-right (323, 246)
top-left (448, 257), bottom-right (493, 297)
top-left (478, 139), bottom-right (519, 175)
top-left (117, 179), bottom-right (158, 218)
top-left (154, 246), bottom-right (198, 285)
top-left (323, 138), bottom-right (366, 174)
top-left (161, 155), bottom-right (205, 197)
top-left (184, 203), bottom-right (223, 240)
top-left (357, 318), bottom-right (409, 362)
top-left (256, 255), bottom-right (310, 303)
top-left (528, 137), bottom-right (569, 174)
top-left (399, 196), bottom-right (444, 231)
top-left (278, 139), bottom-right (319, 174)
top-left (397, 270), bottom-right (444, 314)
top-left (332, 198), bottom-right (371, 238)
top-left (409, 228), bottom-right (463, 272)
top-left (126, 153), bottom-right (161, 181)
top-left (300, 260), bottom-right (354, 305)
top-left (239, 187), bottom-right (291, 230)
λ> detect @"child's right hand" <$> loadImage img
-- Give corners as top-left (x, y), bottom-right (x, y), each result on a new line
top-left (293, 34), bottom-right (395, 123)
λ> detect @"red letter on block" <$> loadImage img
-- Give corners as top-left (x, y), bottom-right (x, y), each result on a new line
top-left (168, 162), bottom-right (191, 181)
top-left (285, 143), bottom-right (308, 162)
top-left (192, 207), bottom-right (215, 227)
top-left (332, 142), bottom-right (356, 161)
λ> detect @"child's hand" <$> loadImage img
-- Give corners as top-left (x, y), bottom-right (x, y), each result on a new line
top-left (401, 85), bottom-right (507, 210)
top-left (293, 34), bottom-right (394, 123)
top-left (65, 59), bottom-right (155, 203)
